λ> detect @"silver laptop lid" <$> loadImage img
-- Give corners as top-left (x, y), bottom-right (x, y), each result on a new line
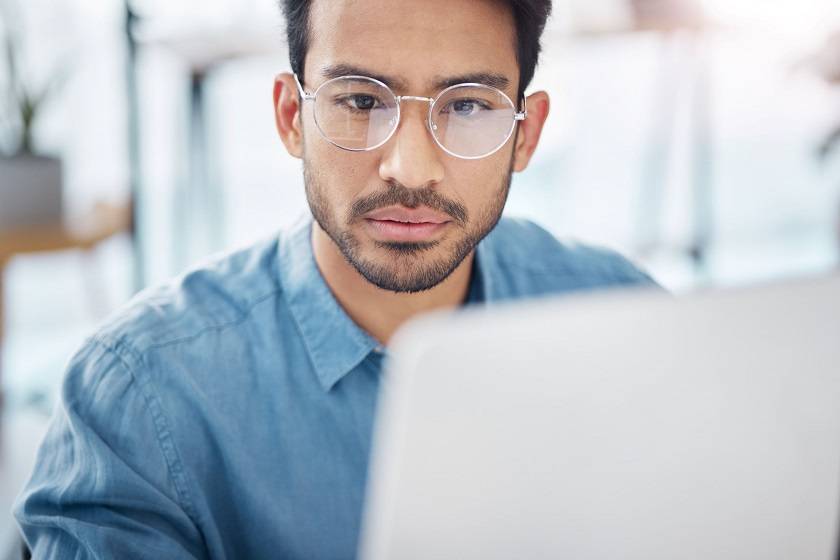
top-left (360, 276), bottom-right (840, 560)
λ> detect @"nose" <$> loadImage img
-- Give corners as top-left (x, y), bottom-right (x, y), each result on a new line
top-left (378, 100), bottom-right (445, 189)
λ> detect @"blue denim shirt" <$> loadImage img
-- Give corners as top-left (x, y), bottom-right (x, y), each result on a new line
top-left (14, 215), bottom-right (655, 559)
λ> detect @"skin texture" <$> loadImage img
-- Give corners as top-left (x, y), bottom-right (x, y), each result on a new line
top-left (273, 0), bottom-right (550, 344)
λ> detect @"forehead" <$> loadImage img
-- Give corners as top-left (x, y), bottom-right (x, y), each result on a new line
top-left (305, 0), bottom-right (519, 95)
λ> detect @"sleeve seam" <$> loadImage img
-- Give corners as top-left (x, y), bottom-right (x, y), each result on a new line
top-left (86, 339), bottom-right (201, 525)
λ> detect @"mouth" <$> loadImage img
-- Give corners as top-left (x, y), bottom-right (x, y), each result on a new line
top-left (363, 206), bottom-right (453, 243)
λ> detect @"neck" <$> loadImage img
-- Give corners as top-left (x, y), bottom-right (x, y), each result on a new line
top-left (311, 221), bottom-right (474, 346)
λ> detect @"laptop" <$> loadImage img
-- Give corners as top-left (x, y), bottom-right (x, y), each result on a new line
top-left (359, 275), bottom-right (840, 560)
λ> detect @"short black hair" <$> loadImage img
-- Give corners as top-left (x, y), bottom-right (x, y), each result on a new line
top-left (279, 0), bottom-right (552, 99)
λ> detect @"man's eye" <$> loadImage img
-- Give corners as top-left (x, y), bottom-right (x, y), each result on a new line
top-left (444, 99), bottom-right (489, 117)
top-left (352, 95), bottom-right (378, 110)
top-left (337, 95), bottom-right (380, 111)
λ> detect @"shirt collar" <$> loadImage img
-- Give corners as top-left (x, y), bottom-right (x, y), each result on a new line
top-left (475, 227), bottom-right (498, 303)
top-left (278, 215), bottom-right (499, 392)
top-left (278, 215), bottom-right (380, 392)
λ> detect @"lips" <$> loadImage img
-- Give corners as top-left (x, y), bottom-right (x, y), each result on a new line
top-left (364, 206), bottom-right (451, 225)
top-left (364, 206), bottom-right (452, 243)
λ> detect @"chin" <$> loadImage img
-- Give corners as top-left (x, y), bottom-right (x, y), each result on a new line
top-left (372, 240), bottom-right (441, 256)
top-left (352, 244), bottom-right (470, 294)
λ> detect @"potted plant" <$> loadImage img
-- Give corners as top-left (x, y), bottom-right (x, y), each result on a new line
top-left (0, 0), bottom-right (65, 231)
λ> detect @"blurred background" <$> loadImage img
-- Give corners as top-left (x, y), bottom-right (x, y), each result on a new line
top-left (1, 0), bottom-right (840, 555)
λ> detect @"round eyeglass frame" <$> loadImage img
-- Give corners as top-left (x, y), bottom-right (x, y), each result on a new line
top-left (293, 74), bottom-right (528, 160)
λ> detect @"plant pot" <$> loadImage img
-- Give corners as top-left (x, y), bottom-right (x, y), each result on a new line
top-left (0, 154), bottom-right (64, 232)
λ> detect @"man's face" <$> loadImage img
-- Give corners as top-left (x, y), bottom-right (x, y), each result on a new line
top-left (300, 0), bottom-right (521, 293)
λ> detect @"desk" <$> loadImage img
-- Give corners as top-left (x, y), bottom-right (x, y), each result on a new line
top-left (0, 202), bottom-right (131, 403)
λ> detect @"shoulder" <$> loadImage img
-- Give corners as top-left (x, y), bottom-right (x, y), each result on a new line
top-left (480, 217), bottom-right (657, 296)
top-left (91, 235), bottom-right (285, 358)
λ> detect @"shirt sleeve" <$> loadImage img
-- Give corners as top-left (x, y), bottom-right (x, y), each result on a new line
top-left (13, 339), bottom-right (207, 559)
top-left (610, 253), bottom-right (662, 289)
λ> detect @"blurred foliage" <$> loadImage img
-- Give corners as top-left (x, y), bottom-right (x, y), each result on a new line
top-left (814, 32), bottom-right (840, 165)
top-left (0, 0), bottom-right (68, 156)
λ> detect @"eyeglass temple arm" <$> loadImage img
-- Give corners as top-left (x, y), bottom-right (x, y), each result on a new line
top-left (293, 73), bottom-right (315, 101)
top-left (515, 96), bottom-right (528, 121)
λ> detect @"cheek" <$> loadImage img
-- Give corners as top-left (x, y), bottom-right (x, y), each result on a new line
top-left (447, 159), bottom-right (511, 216)
top-left (306, 142), bottom-right (381, 208)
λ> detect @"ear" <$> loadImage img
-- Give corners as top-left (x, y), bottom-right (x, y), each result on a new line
top-left (273, 72), bottom-right (304, 159)
top-left (511, 91), bottom-right (550, 173)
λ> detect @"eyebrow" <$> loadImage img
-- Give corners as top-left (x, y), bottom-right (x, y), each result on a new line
top-left (433, 72), bottom-right (510, 92)
top-left (317, 63), bottom-right (512, 94)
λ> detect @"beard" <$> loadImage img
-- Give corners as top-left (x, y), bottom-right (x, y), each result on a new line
top-left (303, 161), bottom-right (513, 294)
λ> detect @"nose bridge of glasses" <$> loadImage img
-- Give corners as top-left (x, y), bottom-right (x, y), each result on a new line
top-left (397, 95), bottom-right (434, 119)
top-left (397, 95), bottom-right (434, 104)
top-left (394, 95), bottom-right (435, 132)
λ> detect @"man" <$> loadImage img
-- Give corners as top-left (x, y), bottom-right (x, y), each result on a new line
top-left (14, 0), bottom-right (656, 558)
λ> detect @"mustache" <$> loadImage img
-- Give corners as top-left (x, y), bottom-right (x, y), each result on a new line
top-left (350, 182), bottom-right (468, 225)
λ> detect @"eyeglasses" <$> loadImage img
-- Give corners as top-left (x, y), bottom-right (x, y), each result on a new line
top-left (294, 74), bottom-right (527, 160)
